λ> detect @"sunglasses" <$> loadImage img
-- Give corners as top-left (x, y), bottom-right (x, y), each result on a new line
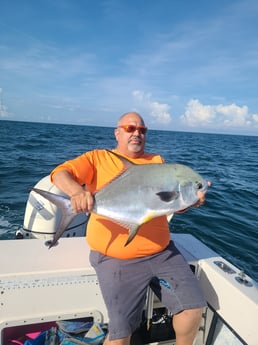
top-left (118, 125), bottom-right (148, 135)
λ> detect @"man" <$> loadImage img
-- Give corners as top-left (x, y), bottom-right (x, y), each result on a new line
top-left (51, 112), bottom-right (208, 345)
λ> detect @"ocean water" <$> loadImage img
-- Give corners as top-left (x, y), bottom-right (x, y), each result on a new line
top-left (0, 120), bottom-right (257, 281)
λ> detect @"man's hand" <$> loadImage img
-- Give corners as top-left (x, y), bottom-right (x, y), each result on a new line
top-left (195, 180), bottom-right (211, 207)
top-left (70, 190), bottom-right (94, 214)
top-left (176, 181), bottom-right (211, 214)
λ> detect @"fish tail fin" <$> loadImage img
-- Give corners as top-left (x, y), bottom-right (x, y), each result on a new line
top-left (32, 188), bottom-right (74, 216)
top-left (32, 188), bottom-right (77, 249)
top-left (45, 239), bottom-right (58, 249)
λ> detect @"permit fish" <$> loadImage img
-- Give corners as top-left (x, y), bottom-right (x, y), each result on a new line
top-left (32, 151), bottom-right (208, 248)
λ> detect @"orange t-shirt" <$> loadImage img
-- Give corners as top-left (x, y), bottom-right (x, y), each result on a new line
top-left (50, 149), bottom-right (170, 259)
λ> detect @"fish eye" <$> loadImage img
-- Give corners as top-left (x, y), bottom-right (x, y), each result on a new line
top-left (196, 182), bottom-right (203, 189)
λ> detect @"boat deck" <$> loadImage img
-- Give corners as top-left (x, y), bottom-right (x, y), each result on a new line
top-left (0, 235), bottom-right (257, 345)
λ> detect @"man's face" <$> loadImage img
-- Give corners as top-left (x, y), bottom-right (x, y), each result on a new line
top-left (114, 113), bottom-right (147, 157)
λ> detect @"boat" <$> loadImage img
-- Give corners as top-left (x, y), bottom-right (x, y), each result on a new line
top-left (1, 176), bottom-right (257, 345)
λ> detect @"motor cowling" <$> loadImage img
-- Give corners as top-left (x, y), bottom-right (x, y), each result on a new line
top-left (16, 175), bottom-right (88, 240)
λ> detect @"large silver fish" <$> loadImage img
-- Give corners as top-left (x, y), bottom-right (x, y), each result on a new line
top-left (32, 151), bottom-right (208, 248)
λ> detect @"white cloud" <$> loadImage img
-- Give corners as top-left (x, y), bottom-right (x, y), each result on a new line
top-left (132, 90), bottom-right (172, 125)
top-left (0, 88), bottom-right (11, 118)
top-left (181, 99), bottom-right (257, 130)
top-left (180, 99), bottom-right (215, 126)
top-left (252, 114), bottom-right (258, 123)
top-left (216, 103), bottom-right (250, 127)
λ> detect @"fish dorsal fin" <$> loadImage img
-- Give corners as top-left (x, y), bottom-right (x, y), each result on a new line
top-left (106, 149), bottom-right (135, 168)
top-left (94, 150), bottom-right (134, 195)
top-left (156, 191), bottom-right (179, 202)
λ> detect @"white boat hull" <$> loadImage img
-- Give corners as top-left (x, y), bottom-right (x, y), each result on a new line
top-left (0, 234), bottom-right (257, 345)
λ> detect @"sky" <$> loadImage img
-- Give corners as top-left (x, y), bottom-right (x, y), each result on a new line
top-left (1, 0), bottom-right (258, 135)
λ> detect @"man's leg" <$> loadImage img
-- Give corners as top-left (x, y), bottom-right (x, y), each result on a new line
top-left (89, 251), bottom-right (152, 341)
top-left (103, 308), bottom-right (202, 345)
top-left (103, 335), bottom-right (131, 345)
top-left (149, 242), bottom-right (206, 345)
top-left (173, 308), bottom-right (203, 345)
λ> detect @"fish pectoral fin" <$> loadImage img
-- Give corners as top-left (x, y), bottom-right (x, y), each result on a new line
top-left (156, 191), bottom-right (179, 202)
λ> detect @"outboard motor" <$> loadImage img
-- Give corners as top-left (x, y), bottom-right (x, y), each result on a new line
top-left (16, 175), bottom-right (88, 240)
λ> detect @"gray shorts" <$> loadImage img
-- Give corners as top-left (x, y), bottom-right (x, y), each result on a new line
top-left (89, 241), bottom-right (206, 340)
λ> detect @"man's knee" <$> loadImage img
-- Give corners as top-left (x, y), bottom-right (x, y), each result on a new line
top-left (173, 308), bottom-right (203, 334)
top-left (104, 334), bottom-right (131, 345)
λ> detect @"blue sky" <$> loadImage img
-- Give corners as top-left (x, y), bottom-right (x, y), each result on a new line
top-left (1, 0), bottom-right (258, 135)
